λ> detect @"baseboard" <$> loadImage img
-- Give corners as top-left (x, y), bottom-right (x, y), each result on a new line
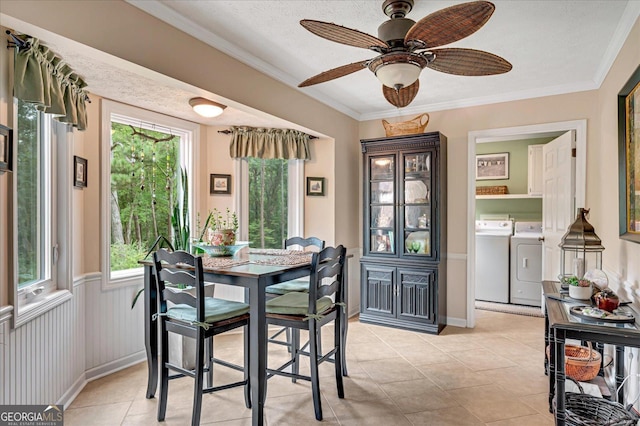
top-left (446, 317), bottom-right (467, 328)
top-left (85, 350), bottom-right (147, 381)
top-left (57, 373), bottom-right (86, 409)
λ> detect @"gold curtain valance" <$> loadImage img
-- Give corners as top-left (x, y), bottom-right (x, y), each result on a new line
top-left (13, 35), bottom-right (88, 131)
top-left (229, 126), bottom-right (311, 160)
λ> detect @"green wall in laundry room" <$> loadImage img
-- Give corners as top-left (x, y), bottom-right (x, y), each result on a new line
top-left (475, 137), bottom-right (554, 221)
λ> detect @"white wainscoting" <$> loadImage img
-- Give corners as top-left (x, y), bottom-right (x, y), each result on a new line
top-left (0, 273), bottom-right (147, 408)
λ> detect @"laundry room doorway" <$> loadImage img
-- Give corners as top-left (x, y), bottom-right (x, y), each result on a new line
top-left (467, 120), bottom-right (587, 328)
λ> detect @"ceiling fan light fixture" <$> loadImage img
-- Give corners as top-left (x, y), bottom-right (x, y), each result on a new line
top-left (189, 97), bottom-right (226, 118)
top-left (375, 62), bottom-right (422, 90)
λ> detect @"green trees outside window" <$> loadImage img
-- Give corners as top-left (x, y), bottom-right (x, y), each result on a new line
top-left (110, 122), bottom-right (180, 271)
top-left (248, 158), bottom-right (288, 249)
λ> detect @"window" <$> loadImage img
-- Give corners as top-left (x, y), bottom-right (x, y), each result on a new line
top-left (12, 99), bottom-right (72, 327)
top-left (237, 158), bottom-right (303, 247)
top-left (101, 100), bottom-right (198, 288)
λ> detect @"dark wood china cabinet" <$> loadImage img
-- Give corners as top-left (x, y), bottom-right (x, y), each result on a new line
top-left (360, 132), bottom-right (447, 334)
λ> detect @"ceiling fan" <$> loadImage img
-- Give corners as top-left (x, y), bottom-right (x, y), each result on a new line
top-left (298, 0), bottom-right (512, 108)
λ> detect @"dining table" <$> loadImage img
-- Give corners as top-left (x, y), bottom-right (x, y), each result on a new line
top-left (141, 248), bottom-right (350, 426)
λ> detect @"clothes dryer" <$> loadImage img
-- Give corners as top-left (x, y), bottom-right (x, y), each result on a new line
top-left (510, 222), bottom-right (543, 307)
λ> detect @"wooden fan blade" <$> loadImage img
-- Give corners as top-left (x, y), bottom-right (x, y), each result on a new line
top-left (301, 19), bottom-right (388, 50)
top-left (383, 80), bottom-right (420, 108)
top-left (405, 1), bottom-right (495, 48)
top-left (298, 60), bottom-right (369, 87)
top-left (427, 48), bottom-right (512, 76)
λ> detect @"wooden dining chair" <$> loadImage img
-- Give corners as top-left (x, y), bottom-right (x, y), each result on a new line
top-left (152, 249), bottom-right (251, 426)
top-left (265, 236), bottom-right (325, 352)
top-left (265, 245), bottom-right (346, 421)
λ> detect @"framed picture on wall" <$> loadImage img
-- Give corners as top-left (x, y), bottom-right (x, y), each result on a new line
top-left (306, 177), bottom-right (325, 196)
top-left (0, 124), bottom-right (12, 173)
top-left (476, 153), bottom-right (509, 180)
top-left (210, 174), bottom-right (231, 194)
top-left (74, 156), bottom-right (88, 188)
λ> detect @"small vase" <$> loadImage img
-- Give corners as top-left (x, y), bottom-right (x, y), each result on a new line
top-left (208, 229), bottom-right (236, 246)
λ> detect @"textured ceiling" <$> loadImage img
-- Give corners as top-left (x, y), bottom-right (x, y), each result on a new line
top-left (2, 1), bottom-right (639, 130)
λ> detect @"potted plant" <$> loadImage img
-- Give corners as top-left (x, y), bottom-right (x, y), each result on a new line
top-left (565, 276), bottom-right (593, 300)
top-left (204, 208), bottom-right (238, 246)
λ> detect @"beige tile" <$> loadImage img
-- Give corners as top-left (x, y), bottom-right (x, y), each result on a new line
top-left (359, 357), bottom-right (425, 384)
top-left (463, 398), bottom-right (538, 423)
top-left (486, 413), bottom-right (555, 426)
top-left (327, 396), bottom-right (404, 420)
top-left (65, 401), bottom-right (131, 425)
top-left (265, 391), bottom-right (336, 424)
top-left (337, 414), bottom-right (413, 425)
top-left (415, 362), bottom-right (495, 390)
top-left (405, 406), bottom-right (483, 425)
top-left (450, 348), bottom-right (518, 371)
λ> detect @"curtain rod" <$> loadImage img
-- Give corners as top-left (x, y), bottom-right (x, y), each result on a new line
top-left (6, 30), bottom-right (30, 50)
top-left (217, 129), bottom-right (318, 139)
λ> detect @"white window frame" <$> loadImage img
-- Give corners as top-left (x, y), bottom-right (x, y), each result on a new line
top-left (100, 100), bottom-right (199, 290)
top-left (10, 101), bottom-right (73, 328)
top-left (234, 158), bottom-right (303, 243)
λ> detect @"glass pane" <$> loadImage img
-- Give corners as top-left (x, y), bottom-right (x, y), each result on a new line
top-left (371, 230), bottom-right (394, 254)
top-left (110, 122), bottom-right (180, 271)
top-left (17, 101), bottom-right (42, 287)
top-left (371, 181), bottom-right (394, 203)
top-left (405, 206), bottom-right (430, 229)
top-left (404, 230), bottom-right (430, 256)
top-left (371, 206), bottom-right (394, 228)
top-left (371, 156), bottom-right (394, 180)
top-left (404, 179), bottom-right (430, 203)
top-left (249, 158), bottom-right (288, 249)
top-left (404, 153), bottom-right (430, 174)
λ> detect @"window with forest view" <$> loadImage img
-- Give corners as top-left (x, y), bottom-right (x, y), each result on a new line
top-left (109, 121), bottom-right (181, 273)
top-left (16, 100), bottom-right (49, 288)
top-left (248, 158), bottom-right (289, 249)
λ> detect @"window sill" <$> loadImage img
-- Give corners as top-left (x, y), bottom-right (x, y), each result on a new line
top-left (103, 269), bottom-right (144, 291)
top-left (13, 289), bottom-right (73, 328)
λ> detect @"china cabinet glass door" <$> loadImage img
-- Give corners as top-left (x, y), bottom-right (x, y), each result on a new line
top-left (369, 155), bottom-right (395, 254)
top-left (402, 151), bottom-right (432, 257)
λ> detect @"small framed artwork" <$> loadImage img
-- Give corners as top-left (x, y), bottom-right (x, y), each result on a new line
top-left (73, 156), bottom-right (88, 188)
top-left (210, 174), bottom-right (231, 194)
top-left (0, 124), bottom-right (12, 173)
top-left (306, 177), bottom-right (325, 196)
top-left (476, 152), bottom-right (509, 180)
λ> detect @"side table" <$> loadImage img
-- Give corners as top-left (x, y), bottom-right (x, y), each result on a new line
top-left (543, 280), bottom-right (640, 426)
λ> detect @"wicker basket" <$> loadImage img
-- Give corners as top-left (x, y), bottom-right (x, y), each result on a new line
top-left (382, 113), bottom-right (429, 137)
top-left (562, 379), bottom-right (638, 426)
top-left (476, 185), bottom-right (508, 195)
top-left (546, 344), bottom-right (602, 382)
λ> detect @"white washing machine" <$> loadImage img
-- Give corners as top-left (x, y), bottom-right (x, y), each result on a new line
top-left (510, 222), bottom-right (543, 307)
top-left (475, 220), bottom-right (513, 303)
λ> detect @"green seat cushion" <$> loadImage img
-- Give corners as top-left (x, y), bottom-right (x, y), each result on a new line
top-left (167, 298), bottom-right (249, 324)
top-left (265, 278), bottom-right (310, 295)
top-left (266, 292), bottom-right (333, 316)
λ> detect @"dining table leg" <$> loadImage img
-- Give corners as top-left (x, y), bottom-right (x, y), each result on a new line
top-left (144, 265), bottom-right (159, 399)
top-left (249, 277), bottom-right (268, 426)
top-left (555, 330), bottom-right (566, 426)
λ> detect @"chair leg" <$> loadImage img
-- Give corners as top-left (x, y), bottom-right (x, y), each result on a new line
top-left (291, 329), bottom-right (300, 383)
top-left (157, 321), bottom-right (169, 422)
top-left (243, 324), bottom-right (252, 409)
top-left (191, 331), bottom-right (205, 426)
top-left (285, 327), bottom-right (292, 353)
top-left (206, 336), bottom-right (213, 388)
top-left (334, 317), bottom-right (344, 398)
top-left (309, 321), bottom-right (323, 421)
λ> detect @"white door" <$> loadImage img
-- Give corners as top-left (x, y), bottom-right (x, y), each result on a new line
top-left (542, 131), bottom-right (576, 281)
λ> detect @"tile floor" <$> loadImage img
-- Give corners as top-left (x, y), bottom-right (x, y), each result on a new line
top-left (65, 310), bottom-right (554, 425)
